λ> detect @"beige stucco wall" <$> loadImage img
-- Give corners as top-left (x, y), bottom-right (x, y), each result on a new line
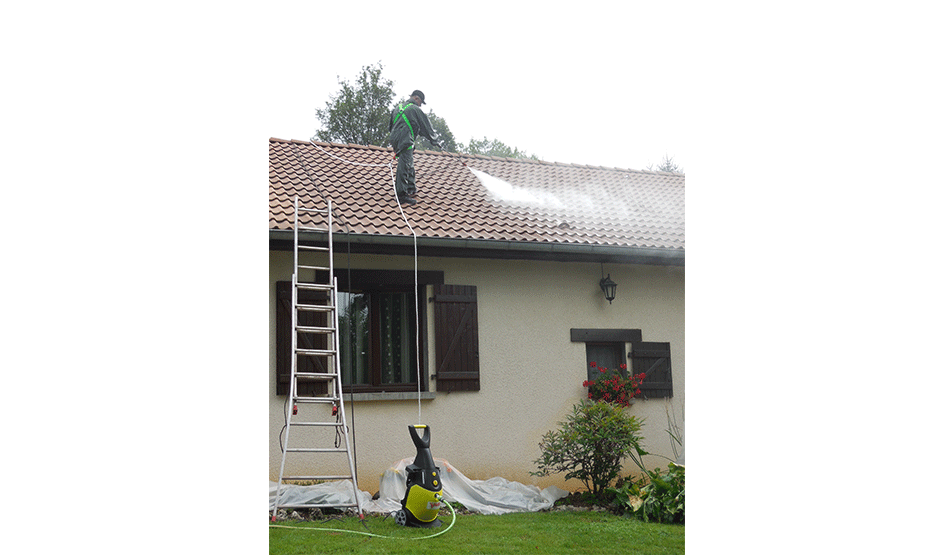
top-left (269, 249), bottom-right (684, 493)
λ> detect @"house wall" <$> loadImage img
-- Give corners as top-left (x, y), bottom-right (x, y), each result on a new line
top-left (269, 249), bottom-right (684, 493)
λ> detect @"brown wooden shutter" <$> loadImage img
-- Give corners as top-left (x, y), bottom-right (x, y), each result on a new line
top-left (432, 284), bottom-right (480, 392)
top-left (631, 342), bottom-right (673, 399)
top-left (276, 281), bottom-right (328, 396)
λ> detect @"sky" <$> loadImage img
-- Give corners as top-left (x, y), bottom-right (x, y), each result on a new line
top-left (262, 3), bottom-right (692, 172)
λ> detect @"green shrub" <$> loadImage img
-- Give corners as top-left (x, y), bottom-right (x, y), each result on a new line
top-left (532, 401), bottom-right (647, 497)
top-left (610, 463), bottom-right (685, 524)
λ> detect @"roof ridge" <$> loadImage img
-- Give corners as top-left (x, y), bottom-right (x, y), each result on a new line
top-left (269, 137), bottom-right (680, 175)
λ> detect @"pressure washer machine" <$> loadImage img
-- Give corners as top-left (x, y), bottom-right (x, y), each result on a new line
top-left (395, 424), bottom-right (444, 528)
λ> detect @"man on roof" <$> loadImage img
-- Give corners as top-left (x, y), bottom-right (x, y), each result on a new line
top-left (388, 90), bottom-right (440, 205)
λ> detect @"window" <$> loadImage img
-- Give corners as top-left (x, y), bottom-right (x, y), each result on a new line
top-left (584, 343), bottom-right (627, 381)
top-left (276, 271), bottom-right (482, 395)
top-left (338, 289), bottom-right (420, 392)
top-left (571, 329), bottom-right (674, 399)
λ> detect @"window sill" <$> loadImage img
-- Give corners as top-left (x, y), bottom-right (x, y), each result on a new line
top-left (343, 391), bottom-right (436, 402)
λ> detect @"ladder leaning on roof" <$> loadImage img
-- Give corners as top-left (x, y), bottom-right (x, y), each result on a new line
top-left (271, 197), bottom-right (363, 521)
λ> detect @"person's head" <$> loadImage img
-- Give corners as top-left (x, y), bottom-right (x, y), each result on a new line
top-left (410, 90), bottom-right (426, 106)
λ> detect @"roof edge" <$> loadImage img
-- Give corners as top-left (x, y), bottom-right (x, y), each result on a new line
top-left (269, 229), bottom-right (684, 266)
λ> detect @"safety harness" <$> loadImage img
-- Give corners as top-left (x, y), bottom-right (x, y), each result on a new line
top-left (394, 103), bottom-right (416, 150)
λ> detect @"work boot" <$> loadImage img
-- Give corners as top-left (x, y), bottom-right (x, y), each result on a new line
top-left (398, 195), bottom-right (417, 205)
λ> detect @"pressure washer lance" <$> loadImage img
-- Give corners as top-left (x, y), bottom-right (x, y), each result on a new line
top-left (395, 425), bottom-right (445, 528)
top-left (437, 144), bottom-right (467, 167)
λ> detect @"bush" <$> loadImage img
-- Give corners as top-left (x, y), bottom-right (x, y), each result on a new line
top-left (609, 463), bottom-right (685, 524)
top-left (532, 401), bottom-right (647, 497)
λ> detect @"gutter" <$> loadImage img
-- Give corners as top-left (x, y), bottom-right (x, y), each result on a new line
top-left (269, 229), bottom-right (684, 266)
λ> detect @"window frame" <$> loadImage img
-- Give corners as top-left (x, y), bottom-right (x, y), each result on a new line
top-left (338, 284), bottom-right (424, 394)
top-left (571, 328), bottom-right (675, 399)
top-left (275, 270), bottom-right (446, 396)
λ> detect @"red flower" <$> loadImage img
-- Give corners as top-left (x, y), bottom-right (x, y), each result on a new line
top-left (620, 363), bottom-right (627, 370)
top-left (589, 362), bottom-right (597, 368)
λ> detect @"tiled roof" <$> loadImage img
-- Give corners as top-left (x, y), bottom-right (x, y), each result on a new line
top-left (269, 138), bottom-right (684, 254)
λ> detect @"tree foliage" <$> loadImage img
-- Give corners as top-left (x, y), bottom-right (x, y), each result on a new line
top-left (315, 62), bottom-right (394, 146)
top-left (314, 62), bottom-right (536, 159)
top-left (647, 154), bottom-right (684, 174)
top-left (460, 136), bottom-right (539, 160)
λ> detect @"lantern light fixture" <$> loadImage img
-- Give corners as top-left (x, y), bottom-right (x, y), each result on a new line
top-left (599, 273), bottom-right (617, 304)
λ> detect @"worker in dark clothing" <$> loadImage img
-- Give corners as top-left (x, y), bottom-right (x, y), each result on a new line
top-left (388, 90), bottom-right (440, 205)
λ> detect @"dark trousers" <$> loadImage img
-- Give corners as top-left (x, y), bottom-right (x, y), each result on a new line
top-left (395, 148), bottom-right (416, 197)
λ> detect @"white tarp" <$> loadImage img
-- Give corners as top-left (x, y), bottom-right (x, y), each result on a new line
top-left (270, 457), bottom-right (569, 515)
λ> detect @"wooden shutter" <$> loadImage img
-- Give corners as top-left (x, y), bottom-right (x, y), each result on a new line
top-left (631, 341), bottom-right (673, 399)
top-left (432, 284), bottom-right (480, 392)
top-left (276, 281), bottom-right (328, 396)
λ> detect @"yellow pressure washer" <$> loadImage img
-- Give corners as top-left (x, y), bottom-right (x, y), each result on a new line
top-left (395, 425), bottom-right (444, 528)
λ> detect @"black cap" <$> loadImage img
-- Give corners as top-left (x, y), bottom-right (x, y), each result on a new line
top-left (411, 90), bottom-right (426, 104)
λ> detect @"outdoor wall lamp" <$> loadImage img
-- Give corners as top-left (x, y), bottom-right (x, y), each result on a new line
top-left (599, 274), bottom-right (617, 304)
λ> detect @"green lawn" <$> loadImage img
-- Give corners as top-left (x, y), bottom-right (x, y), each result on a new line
top-left (269, 509), bottom-right (684, 554)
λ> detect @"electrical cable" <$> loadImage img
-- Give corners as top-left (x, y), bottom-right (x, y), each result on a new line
top-left (269, 498), bottom-right (456, 540)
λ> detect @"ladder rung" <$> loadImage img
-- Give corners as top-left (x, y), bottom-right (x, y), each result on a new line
top-left (296, 348), bottom-right (335, 356)
top-left (297, 304), bottom-right (334, 312)
top-left (294, 397), bottom-right (341, 404)
top-left (297, 283), bottom-right (333, 291)
top-left (297, 325), bottom-right (335, 334)
top-left (298, 265), bottom-right (331, 272)
top-left (298, 206), bottom-right (330, 214)
top-left (286, 448), bottom-right (349, 453)
top-left (299, 229), bottom-right (328, 238)
top-left (276, 503), bottom-right (360, 510)
top-left (298, 245), bottom-right (330, 252)
top-left (294, 372), bottom-right (337, 380)
top-left (280, 475), bottom-right (353, 481)
top-left (290, 421), bottom-right (346, 427)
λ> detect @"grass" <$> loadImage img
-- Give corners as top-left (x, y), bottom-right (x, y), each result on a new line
top-left (269, 509), bottom-right (684, 554)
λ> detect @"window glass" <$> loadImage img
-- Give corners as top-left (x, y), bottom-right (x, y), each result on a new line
top-left (338, 292), bottom-right (370, 385)
top-left (380, 292), bottom-right (416, 384)
top-left (338, 290), bottom-right (417, 388)
top-left (585, 343), bottom-right (626, 381)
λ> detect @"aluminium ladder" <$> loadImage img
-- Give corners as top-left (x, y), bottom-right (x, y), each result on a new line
top-left (272, 197), bottom-right (363, 521)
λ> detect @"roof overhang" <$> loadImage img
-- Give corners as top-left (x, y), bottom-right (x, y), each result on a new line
top-left (269, 230), bottom-right (684, 266)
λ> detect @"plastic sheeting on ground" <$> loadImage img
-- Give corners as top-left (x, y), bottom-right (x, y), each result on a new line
top-left (270, 457), bottom-right (569, 515)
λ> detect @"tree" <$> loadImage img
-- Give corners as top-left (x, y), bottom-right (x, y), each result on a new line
top-left (314, 63), bottom-right (536, 160)
top-left (315, 62), bottom-right (394, 146)
top-left (646, 154), bottom-right (684, 174)
top-left (418, 111), bottom-right (457, 152)
top-left (460, 136), bottom-right (539, 160)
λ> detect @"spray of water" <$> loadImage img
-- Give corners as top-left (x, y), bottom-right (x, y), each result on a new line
top-left (467, 167), bottom-right (562, 207)
top-left (466, 165), bottom-right (679, 230)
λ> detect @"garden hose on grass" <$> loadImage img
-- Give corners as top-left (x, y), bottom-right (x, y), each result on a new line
top-left (268, 496), bottom-right (456, 540)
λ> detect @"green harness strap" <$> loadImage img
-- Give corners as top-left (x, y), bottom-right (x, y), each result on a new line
top-left (395, 103), bottom-right (415, 150)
